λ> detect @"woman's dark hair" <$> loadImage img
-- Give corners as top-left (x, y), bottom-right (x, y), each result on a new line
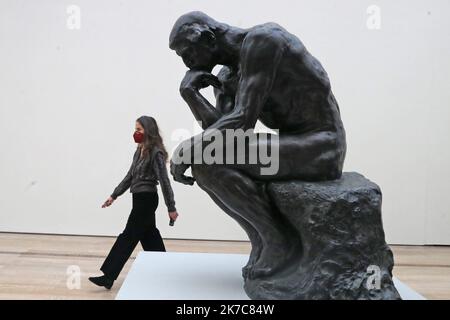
top-left (136, 116), bottom-right (169, 162)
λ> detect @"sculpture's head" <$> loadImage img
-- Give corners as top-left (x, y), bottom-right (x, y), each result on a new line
top-left (169, 11), bottom-right (221, 72)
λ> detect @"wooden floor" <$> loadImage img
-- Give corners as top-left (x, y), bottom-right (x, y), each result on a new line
top-left (0, 232), bottom-right (449, 300)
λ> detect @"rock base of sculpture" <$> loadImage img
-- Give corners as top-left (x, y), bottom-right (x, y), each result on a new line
top-left (243, 172), bottom-right (401, 300)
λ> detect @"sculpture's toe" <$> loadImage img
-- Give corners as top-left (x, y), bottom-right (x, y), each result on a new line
top-left (248, 263), bottom-right (276, 279)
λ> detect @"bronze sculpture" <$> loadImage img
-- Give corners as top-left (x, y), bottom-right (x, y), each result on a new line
top-left (169, 11), bottom-right (400, 300)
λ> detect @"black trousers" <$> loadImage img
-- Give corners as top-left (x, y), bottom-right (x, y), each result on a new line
top-left (100, 191), bottom-right (166, 280)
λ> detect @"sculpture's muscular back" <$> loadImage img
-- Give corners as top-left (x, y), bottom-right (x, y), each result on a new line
top-left (214, 23), bottom-right (345, 136)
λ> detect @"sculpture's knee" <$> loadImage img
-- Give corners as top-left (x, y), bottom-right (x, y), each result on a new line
top-left (192, 164), bottom-right (239, 190)
top-left (313, 132), bottom-right (346, 180)
top-left (191, 164), bottom-right (216, 186)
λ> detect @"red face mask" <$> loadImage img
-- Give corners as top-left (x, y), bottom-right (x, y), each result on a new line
top-left (133, 131), bottom-right (144, 143)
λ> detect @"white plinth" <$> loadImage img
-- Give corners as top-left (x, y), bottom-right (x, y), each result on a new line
top-left (116, 251), bottom-right (425, 300)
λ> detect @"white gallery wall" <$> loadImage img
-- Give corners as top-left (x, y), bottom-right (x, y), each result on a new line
top-left (0, 0), bottom-right (449, 244)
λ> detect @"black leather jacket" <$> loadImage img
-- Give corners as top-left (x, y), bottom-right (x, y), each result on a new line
top-left (110, 146), bottom-right (176, 212)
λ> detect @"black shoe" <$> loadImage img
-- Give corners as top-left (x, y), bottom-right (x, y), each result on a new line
top-left (89, 275), bottom-right (114, 290)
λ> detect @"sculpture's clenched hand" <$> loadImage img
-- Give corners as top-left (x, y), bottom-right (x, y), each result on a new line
top-left (180, 69), bottom-right (221, 94)
top-left (170, 139), bottom-right (196, 186)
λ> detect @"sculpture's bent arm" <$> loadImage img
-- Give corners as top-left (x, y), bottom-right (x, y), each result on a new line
top-left (181, 87), bottom-right (222, 130)
top-left (207, 31), bottom-right (286, 132)
top-left (176, 31), bottom-right (286, 165)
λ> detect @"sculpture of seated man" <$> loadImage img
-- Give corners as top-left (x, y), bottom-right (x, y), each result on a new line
top-left (168, 11), bottom-right (347, 279)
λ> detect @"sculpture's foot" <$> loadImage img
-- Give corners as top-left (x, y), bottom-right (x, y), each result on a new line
top-left (242, 242), bottom-right (263, 279)
top-left (244, 234), bottom-right (299, 279)
top-left (247, 251), bottom-right (289, 279)
top-left (247, 263), bottom-right (275, 280)
top-left (242, 255), bottom-right (258, 279)
top-left (242, 264), bottom-right (252, 279)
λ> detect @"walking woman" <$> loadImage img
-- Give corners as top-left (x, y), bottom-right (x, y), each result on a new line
top-left (89, 115), bottom-right (179, 290)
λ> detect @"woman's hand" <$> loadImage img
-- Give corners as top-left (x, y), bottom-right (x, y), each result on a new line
top-left (102, 196), bottom-right (115, 208)
top-left (168, 211), bottom-right (179, 222)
